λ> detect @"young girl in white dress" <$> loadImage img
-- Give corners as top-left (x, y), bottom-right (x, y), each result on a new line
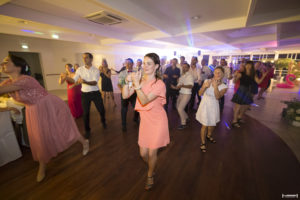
top-left (196, 66), bottom-right (228, 152)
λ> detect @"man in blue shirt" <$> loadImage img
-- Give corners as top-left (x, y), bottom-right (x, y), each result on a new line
top-left (208, 59), bottom-right (218, 72)
top-left (163, 58), bottom-right (181, 110)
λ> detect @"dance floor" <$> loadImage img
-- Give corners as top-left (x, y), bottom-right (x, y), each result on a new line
top-left (0, 95), bottom-right (300, 200)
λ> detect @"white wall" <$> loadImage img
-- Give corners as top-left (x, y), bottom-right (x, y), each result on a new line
top-left (0, 33), bottom-right (165, 91)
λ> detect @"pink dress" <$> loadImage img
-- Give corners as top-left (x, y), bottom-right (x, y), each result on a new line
top-left (2, 75), bottom-right (82, 163)
top-left (67, 81), bottom-right (83, 118)
top-left (259, 68), bottom-right (274, 89)
top-left (135, 79), bottom-right (170, 149)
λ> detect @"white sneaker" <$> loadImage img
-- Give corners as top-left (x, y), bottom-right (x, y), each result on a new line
top-left (82, 139), bottom-right (89, 156)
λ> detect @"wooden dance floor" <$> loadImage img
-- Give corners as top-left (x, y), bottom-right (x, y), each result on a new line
top-left (0, 95), bottom-right (300, 199)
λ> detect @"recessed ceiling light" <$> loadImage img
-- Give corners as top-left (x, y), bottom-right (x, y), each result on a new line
top-left (191, 15), bottom-right (201, 20)
top-left (52, 34), bottom-right (59, 39)
top-left (21, 44), bottom-right (28, 49)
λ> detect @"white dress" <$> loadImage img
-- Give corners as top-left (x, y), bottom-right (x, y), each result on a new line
top-left (196, 80), bottom-right (228, 126)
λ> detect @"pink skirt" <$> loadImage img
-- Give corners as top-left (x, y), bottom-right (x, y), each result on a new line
top-left (25, 94), bottom-right (81, 163)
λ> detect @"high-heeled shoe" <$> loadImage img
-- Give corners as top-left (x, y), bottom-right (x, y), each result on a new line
top-left (200, 143), bottom-right (206, 153)
top-left (145, 176), bottom-right (154, 190)
top-left (206, 136), bottom-right (216, 143)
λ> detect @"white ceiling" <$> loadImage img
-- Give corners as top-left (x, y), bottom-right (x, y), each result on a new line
top-left (0, 0), bottom-right (300, 52)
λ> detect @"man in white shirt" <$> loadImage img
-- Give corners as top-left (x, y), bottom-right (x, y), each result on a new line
top-left (188, 56), bottom-right (202, 110)
top-left (118, 58), bottom-right (139, 132)
top-left (64, 52), bottom-right (106, 139)
top-left (160, 56), bottom-right (167, 75)
top-left (200, 59), bottom-right (213, 81)
top-left (171, 63), bottom-right (193, 129)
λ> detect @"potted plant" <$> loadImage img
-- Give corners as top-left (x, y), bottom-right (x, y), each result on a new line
top-left (282, 98), bottom-right (300, 127)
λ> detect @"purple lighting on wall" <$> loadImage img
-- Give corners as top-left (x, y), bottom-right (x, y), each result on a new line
top-left (21, 29), bottom-right (35, 33)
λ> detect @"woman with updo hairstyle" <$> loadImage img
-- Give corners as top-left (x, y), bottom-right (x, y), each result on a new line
top-left (0, 55), bottom-right (89, 182)
top-left (122, 53), bottom-right (170, 190)
top-left (59, 63), bottom-right (83, 118)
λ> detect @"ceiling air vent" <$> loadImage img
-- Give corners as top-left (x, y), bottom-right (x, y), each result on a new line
top-left (85, 11), bottom-right (125, 25)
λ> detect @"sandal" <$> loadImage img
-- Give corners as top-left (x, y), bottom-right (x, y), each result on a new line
top-left (200, 143), bottom-right (206, 153)
top-left (237, 118), bottom-right (245, 124)
top-left (206, 136), bottom-right (216, 144)
top-left (231, 122), bottom-right (240, 128)
top-left (145, 176), bottom-right (154, 190)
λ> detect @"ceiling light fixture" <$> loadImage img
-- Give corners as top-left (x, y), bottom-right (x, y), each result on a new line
top-left (191, 15), bottom-right (201, 20)
top-left (52, 34), bottom-right (59, 39)
top-left (21, 44), bottom-right (28, 49)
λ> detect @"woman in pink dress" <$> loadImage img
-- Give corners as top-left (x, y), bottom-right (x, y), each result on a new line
top-left (257, 62), bottom-right (274, 100)
top-left (59, 63), bottom-right (83, 118)
top-left (122, 53), bottom-right (170, 190)
top-left (0, 55), bottom-right (89, 182)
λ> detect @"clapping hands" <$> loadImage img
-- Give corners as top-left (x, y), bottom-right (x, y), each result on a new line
top-left (131, 70), bottom-right (142, 88)
top-left (60, 72), bottom-right (67, 79)
top-left (212, 79), bottom-right (220, 88)
top-left (203, 79), bottom-right (211, 88)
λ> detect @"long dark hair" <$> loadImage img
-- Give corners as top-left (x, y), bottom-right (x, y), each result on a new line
top-left (144, 53), bottom-right (161, 80)
top-left (9, 54), bottom-right (31, 75)
top-left (245, 61), bottom-right (255, 79)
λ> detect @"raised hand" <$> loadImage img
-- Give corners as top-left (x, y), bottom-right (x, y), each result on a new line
top-left (60, 72), bottom-right (67, 79)
top-left (77, 77), bottom-right (84, 84)
top-left (131, 70), bottom-right (142, 87)
top-left (203, 80), bottom-right (211, 88)
top-left (126, 73), bottom-right (133, 83)
top-left (212, 79), bottom-right (219, 88)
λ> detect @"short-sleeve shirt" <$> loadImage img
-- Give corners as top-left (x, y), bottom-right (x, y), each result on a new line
top-left (189, 66), bottom-right (201, 83)
top-left (118, 69), bottom-right (128, 87)
top-left (164, 66), bottom-right (180, 86)
top-left (73, 66), bottom-right (100, 92)
top-left (177, 72), bottom-right (194, 94)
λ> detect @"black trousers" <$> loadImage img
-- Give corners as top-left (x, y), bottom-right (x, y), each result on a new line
top-left (81, 91), bottom-right (106, 132)
top-left (189, 82), bottom-right (201, 109)
top-left (121, 93), bottom-right (139, 128)
top-left (219, 95), bottom-right (225, 113)
top-left (166, 87), bottom-right (178, 109)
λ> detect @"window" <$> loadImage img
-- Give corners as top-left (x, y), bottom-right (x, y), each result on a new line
top-left (267, 54), bottom-right (275, 59)
top-left (278, 54), bottom-right (287, 59)
top-left (292, 54), bottom-right (297, 59)
top-left (252, 55), bottom-right (259, 60)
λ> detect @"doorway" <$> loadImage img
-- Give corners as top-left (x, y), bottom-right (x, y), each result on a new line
top-left (8, 52), bottom-right (45, 87)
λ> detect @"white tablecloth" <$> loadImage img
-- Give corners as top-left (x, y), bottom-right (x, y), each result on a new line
top-left (0, 111), bottom-right (22, 167)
